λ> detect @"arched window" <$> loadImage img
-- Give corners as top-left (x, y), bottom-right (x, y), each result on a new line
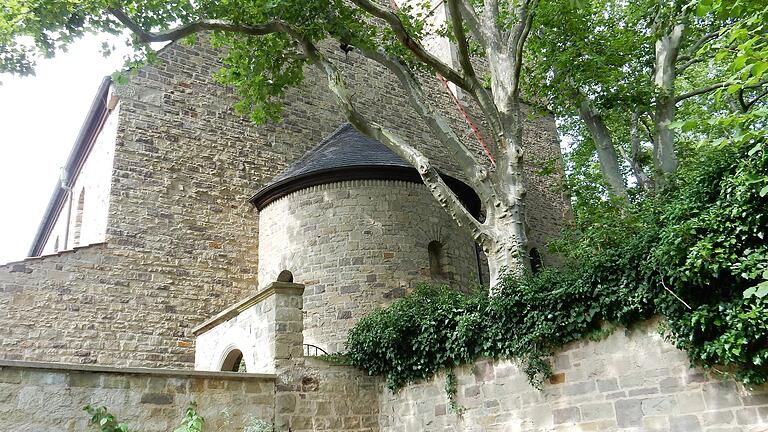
top-left (277, 270), bottom-right (294, 283)
top-left (73, 188), bottom-right (85, 247)
top-left (221, 349), bottom-right (245, 372)
top-left (529, 248), bottom-right (543, 275)
top-left (428, 241), bottom-right (444, 277)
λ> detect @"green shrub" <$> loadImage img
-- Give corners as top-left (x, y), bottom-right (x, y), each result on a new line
top-left (346, 115), bottom-right (768, 389)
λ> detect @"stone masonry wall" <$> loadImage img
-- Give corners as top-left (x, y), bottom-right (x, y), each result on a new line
top-left (194, 279), bottom-right (381, 431)
top-left (0, 243), bottom-right (232, 366)
top-left (258, 179), bottom-right (480, 353)
top-left (0, 360), bottom-right (275, 432)
top-left (1, 34), bottom-right (566, 368)
top-left (379, 319), bottom-right (768, 431)
top-left (276, 358), bottom-right (381, 432)
top-left (194, 282), bottom-right (305, 374)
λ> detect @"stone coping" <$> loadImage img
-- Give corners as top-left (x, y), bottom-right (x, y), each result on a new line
top-left (1, 242), bottom-right (107, 266)
top-left (0, 359), bottom-right (276, 380)
top-left (193, 281), bottom-right (305, 336)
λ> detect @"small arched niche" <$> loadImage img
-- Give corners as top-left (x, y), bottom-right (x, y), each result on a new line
top-left (220, 348), bottom-right (246, 372)
top-left (529, 247), bottom-right (543, 275)
top-left (427, 241), bottom-right (444, 277)
top-left (277, 270), bottom-right (294, 283)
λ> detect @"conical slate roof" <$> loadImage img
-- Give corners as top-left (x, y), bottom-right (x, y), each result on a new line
top-left (269, 123), bottom-right (411, 184)
top-left (250, 123), bottom-right (480, 215)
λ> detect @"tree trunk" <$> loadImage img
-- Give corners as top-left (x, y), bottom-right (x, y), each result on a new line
top-left (577, 100), bottom-right (627, 197)
top-left (487, 52), bottom-right (530, 285)
top-left (482, 215), bottom-right (528, 288)
top-left (653, 24), bottom-right (684, 178)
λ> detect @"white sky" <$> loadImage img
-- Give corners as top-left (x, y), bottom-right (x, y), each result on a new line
top-left (0, 34), bottom-right (131, 264)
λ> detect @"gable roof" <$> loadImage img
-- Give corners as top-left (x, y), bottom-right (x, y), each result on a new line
top-left (27, 76), bottom-right (113, 257)
top-left (250, 123), bottom-right (480, 216)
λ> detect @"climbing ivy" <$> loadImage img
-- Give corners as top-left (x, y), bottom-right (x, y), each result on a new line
top-left (346, 122), bottom-right (768, 390)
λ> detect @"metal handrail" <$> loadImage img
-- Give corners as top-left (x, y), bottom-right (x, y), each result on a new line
top-left (303, 343), bottom-right (328, 357)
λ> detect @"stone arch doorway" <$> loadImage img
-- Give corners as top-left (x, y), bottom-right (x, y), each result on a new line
top-left (220, 348), bottom-right (245, 372)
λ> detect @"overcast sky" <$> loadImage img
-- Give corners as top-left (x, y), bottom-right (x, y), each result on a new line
top-left (0, 34), bottom-right (131, 264)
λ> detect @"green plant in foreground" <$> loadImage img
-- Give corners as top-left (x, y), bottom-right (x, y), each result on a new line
top-left (85, 403), bottom-right (277, 432)
top-left (85, 402), bottom-right (205, 432)
top-left (174, 402), bottom-right (204, 432)
top-left (85, 405), bottom-right (130, 432)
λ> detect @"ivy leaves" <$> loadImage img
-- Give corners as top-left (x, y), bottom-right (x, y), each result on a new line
top-left (347, 113), bottom-right (768, 389)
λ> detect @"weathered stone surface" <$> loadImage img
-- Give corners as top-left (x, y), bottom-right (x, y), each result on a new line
top-left (0, 363), bottom-right (275, 432)
top-left (258, 179), bottom-right (483, 353)
top-left (378, 319), bottom-right (768, 431)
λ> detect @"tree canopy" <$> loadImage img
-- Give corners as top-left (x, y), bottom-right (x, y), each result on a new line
top-left (1, 0), bottom-right (766, 286)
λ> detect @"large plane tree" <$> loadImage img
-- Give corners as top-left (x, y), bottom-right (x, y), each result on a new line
top-left (3, 0), bottom-right (765, 286)
top-left (1, 0), bottom-right (547, 286)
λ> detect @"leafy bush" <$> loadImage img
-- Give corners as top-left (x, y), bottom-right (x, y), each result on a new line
top-left (84, 403), bottom-right (275, 432)
top-left (346, 112), bottom-right (768, 388)
top-left (85, 405), bottom-right (129, 432)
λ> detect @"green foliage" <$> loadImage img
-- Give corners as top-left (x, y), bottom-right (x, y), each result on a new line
top-left (443, 369), bottom-right (464, 415)
top-left (174, 402), bottom-right (204, 432)
top-left (84, 402), bottom-right (275, 432)
top-left (84, 405), bottom-right (130, 432)
top-left (84, 402), bottom-right (205, 432)
top-left (347, 115), bottom-right (768, 389)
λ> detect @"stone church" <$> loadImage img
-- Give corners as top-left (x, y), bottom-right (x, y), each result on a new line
top-left (0, 22), bottom-right (765, 432)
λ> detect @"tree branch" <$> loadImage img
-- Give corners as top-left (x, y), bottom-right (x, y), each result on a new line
top-left (686, 30), bottom-right (720, 55)
top-left (625, 111), bottom-right (652, 191)
top-left (676, 30), bottom-right (721, 73)
top-left (507, 0), bottom-right (539, 98)
top-left (482, 0), bottom-right (501, 41)
top-left (109, 8), bottom-right (286, 43)
top-left (675, 81), bottom-right (735, 102)
top-left (446, 0), bottom-right (477, 80)
top-left (444, 0), bottom-right (504, 143)
top-left (110, 5), bottom-right (489, 241)
top-left (455, 0), bottom-right (488, 50)
top-left (744, 87), bottom-right (768, 111)
top-left (358, 47), bottom-right (498, 201)
top-left (294, 36), bottom-right (487, 240)
top-left (675, 76), bottom-right (768, 103)
top-left (349, 0), bottom-right (470, 89)
top-left (576, 98), bottom-right (627, 197)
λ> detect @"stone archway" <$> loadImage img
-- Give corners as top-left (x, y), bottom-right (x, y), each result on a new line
top-left (220, 348), bottom-right (245, 372)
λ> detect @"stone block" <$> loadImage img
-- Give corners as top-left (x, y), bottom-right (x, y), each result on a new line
top-left (642, 415), bottom-right (669, 431)
top-left (553, 406), bottom-right (580, 424)
top-left (678, 390), bottom-right (707, 413)
top-left (139, 392), bottom-right (173, 405)
top-left (615, 399), bottom-right (643, 427)
top-left (701, 409), bottom-right (734, 426)
top-left (597, 378), bottom-right (618, 393)
top-left (68, 372), bottom-right (101, 388)
top-left (642, 396), bottom-right (677, 415)
top-left (580, 402), bottom-right (614, 421)
top-left (564, 381), bottom-right (595, 396)
top-left (670, 414), bottom-right (702, 432)
top-left (702, 382), bottom-right (743, 410)
top-left (734, 407), bottom-right (759, 425)
top-left (660, 376), bottom-right (684, 393)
